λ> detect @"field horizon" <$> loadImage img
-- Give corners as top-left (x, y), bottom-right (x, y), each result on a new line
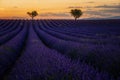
top-left (0, 18), bottom-right (120, 20)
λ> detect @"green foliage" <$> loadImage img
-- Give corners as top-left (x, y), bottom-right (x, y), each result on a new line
top-left (27, 11), bottom-right (38, 19)
top-left (70, 9), bottom-right (83, 20)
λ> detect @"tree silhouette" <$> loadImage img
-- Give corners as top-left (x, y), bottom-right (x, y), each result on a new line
top-left (70, 9), bottom-right (83, 21)
top-left (27, 11), bottom-right (38, 20)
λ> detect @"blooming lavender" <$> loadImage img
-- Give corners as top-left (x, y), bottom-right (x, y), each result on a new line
top-left (0, 20), bottom-right (119, 80)
top-left (0, 20), bottom-right (28, 78)
top-left (7, 21), bottom-right (114, 80)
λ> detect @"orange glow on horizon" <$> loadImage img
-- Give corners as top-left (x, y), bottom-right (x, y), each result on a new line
top-left (0, 0), bottom-right (120, 19)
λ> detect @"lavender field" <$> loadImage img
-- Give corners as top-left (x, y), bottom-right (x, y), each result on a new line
top-left (0, 19), bottom-right (120, 80)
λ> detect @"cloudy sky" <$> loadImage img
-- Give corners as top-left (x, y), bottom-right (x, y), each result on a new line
top-left (0, 0), bottom-right (120, 19)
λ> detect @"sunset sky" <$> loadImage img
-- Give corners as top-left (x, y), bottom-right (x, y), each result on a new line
top-left (0, 0), bottom-right (120, 19)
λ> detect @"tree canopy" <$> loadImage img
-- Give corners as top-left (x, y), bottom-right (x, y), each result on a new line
top-left (70, 9), bottom-right (83, 20)
top-left (27, 11), bottom-right (38, 20)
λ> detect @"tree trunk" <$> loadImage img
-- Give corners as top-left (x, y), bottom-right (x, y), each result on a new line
top-left (32, 17), bottom-right (33, 20)
top-left (75, 18), bottom-right (77, 21)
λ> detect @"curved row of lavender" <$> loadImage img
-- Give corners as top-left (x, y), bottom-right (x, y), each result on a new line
top-left (47, 20), bottom-right (120, 43)
top-left (0, 20), bottom-right (12, 30)
top-left (0, 20), bottom-right (19, 36)
top-left (40, 20), bottom-right (120, 45)
top-left (0, 20), bottom-right (28, 79)
top-left (46, 20), bottom-right (120, 73)
top-left (45, 20), bottom-right (120, 43)
top-left (0, 20), bottom-right (23, 45)
top-left (6, 21), bottom-right (114, 80)
top-left (48, 20), bottom-right (120, 35)
top-left (0, 20), bottom-right (120, 80)
top-left (34, 20), bottom-right (120, 77)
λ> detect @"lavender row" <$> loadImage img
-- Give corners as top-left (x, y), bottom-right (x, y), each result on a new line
top-left (44, 20), bottom-right (98, 38)
top-left (34, 20), bottom-right (120, 77)
top-left (50, 20), bottom-right (120, 35)
top-left (0, 20), bottom-right (9, 28)
top-left (0, 20), bottom-right (16, 32)
top-left (0, 20), bottom-right (11, 30)
top-left (47, 20), bottom-right (120, 37)
top-left (0, 21), bottom-right (23, 46)
top-left (40, 20), bottom-right (120, 45)
top-left (46, 20), bottom-right (120, 40)
top-left (38, 20), bottom-right (120, 53)
top-left (0, 20), bottom-right (20, 36)
top-left (7, 21), bottom-right (114, 80)
top-left (0, 21), bottom-right (28, 79)
top-left (40, 20), bottom-right (112, 44)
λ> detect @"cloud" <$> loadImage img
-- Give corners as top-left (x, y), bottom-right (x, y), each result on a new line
top-left (67, 6), bottom-right (93, 9)
top-left (101, 9), bottom-right (120, 13)
top-left (39, 12), bottom-right (70, 17)
top-left (84, 3), bottom-right (120, 18)
top-left (107, 16), bottom-right (120, 19)
top-left (84, 7), bottom-right (120, 19)
top-left (68, 4), bottom-right (120, 9)
top-left (67, 3), bottom-right (120, 19)
top-left (84, 16), bottom-right (120, 20)
top-left (68, 6), bottom-right (83, 9)
top-left (85, 10), bottom-right (111, 17)
top-left (95, 4), bottom-right (120, 8)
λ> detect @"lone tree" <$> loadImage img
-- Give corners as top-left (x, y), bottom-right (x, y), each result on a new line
top-left (27, 11), bottom-right (38, 20)
top-left (70, 9), bottom-right (83, 21)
